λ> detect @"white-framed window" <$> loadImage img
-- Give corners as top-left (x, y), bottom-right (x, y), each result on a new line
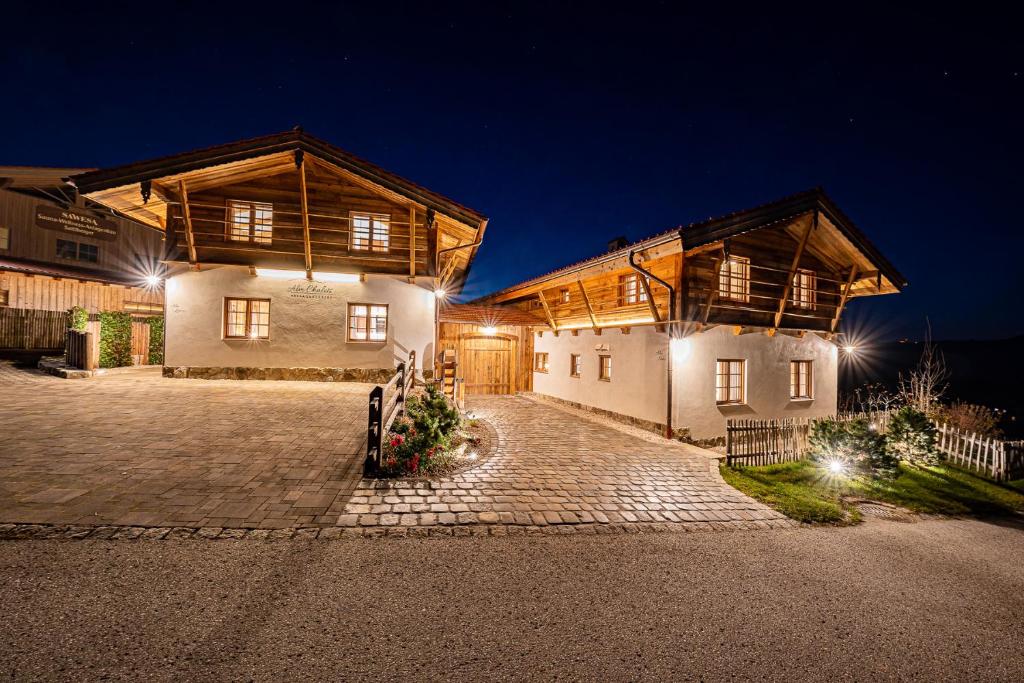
top-left (560, 288), bottom-right (570, 304)
top-left (0, 226), bottom-right (9, 250)
top-left (715, 359), bottom-right (745, 404)
top-left (719, 256), bottom-right (750, 302)
top-left (570, 353), bottom-right (582, 377)
top-left (348, 303), bottom-right (388, 342)
top-left (598, 354), bottom-right (612, 381)
top-left (227, 200), bottom-right (273, 244)
top-left (224, 298), bottom-right (270, 339)
top-left (534, 352), bottom-right (549, 372)
top-left (790, 360), bottom-right (813, 399)
top-left (791, 269), bottom-right (817, 310)
top-left (619, 273), bottom-right (648, 305)
top-left (350, 212), bottom-right (390, 252)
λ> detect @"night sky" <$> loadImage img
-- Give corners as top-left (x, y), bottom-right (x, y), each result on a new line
top-left (1, 3), bottom-right (1020, 341)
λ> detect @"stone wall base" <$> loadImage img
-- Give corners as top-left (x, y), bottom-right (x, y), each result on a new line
top-left (162, 366), bottom-right (396, 383)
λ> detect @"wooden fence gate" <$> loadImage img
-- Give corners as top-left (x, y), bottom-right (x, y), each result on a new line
top-left (0, 309), bottom-right (68, 352)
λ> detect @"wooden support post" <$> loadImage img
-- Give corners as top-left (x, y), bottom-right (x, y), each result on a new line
top-left (831, 266), bottom-right (859, 333)
top-left (701, 257), bottom-right (720, 324)
top-left (577, 279), bottom-right (599, 330)
top-left (177, 179), bottom-right (198, 266)
top-left (637, 272), bottom-right (663, 331)
top-left (537, 291), bottom-right (557, 330)
top-left (774, 211), bottom-right (817, 329)
top-left (298, 160), bottom-right (313, 279)
top-left (408, 206), bottom-right (417, 280)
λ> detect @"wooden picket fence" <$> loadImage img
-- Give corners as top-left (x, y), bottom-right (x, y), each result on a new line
top-left (725, 418), bottom-right (814, 466)
top-left (0, 309), bottom-right (67, 351)
top-left (936, 423), bottom-right (1024, 482)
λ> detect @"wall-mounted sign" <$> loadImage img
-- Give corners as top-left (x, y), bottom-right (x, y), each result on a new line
top-left (595, 343), bottom-right (610, 352)
top-left (35, 205), bottom-right (118, 241)
top-left (287, 281), bottom-right (336, 301)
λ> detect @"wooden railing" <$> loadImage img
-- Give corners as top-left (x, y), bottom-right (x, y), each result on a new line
top-left (0, 309), bottom-right (68, 351)
top-left (65, 330), bottom-right (95, 370)
top-left (937, 423), bottom-right (1024, 481)
top-left (365, 351), bottom-right (416, 475)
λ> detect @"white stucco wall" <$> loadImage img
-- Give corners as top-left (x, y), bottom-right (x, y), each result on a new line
top-left (672, 327), bottom-right (838, 439)
top-left (164, 265), bottom-right (436, 371)
top-left (532, 325), bottom-right (838, 439)
top-left (532, 327), bottom-right (668, 426)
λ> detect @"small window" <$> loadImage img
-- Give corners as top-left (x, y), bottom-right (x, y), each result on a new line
top-left (598, 355), bottom-right (612, 381)
top-left (719, 257), bottom-right (750, 302)
top-left (560, 288), bottom-right (570, 304)
top-left (0, 226), bottom-right (10, 250)
top-left (716, 359), bottom-right (745, 404)
top-left (224, 298), bottom-right (270, 339)
top-left (350, 212), bottom-right (390, 252)
top-left (534, 352), bottom-right (549, 372)
top-left (791, 269), bottom-right (817, 310)
top-left (790, 360), bottom-right (813, 399)
top-left (348, 303), bottom-right (388, 342)
top-left (0, 289), bottom-right (8, 306)
top-left (78, 243), bottom-right (98, 263)
top-left (124, 301), bottom-right (164, 314)
top-left (619, 273), bottom-right (648, 306)
top-left (227, 200), bottom-right (273, 244)
top-left (570, 353), bottom-right (581, 377)
top-left (56, 239), bottom-right (78, 259)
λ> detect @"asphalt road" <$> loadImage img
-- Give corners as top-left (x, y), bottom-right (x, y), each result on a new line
top-left (2, 519), bottom-right (1023, 681)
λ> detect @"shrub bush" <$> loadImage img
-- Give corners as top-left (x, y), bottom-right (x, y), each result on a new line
top-left (931, 402), bottom-right (1002, 438)
top-left (98, 311), bottom-right (133, 368)
top-left (885, 405), bottom-right (939, 466)
top-left (68, 306), bottom-right (88, 332)
top-left (380, 384), bottom-right (462, 477)
top-left (809, 416), bottom-right (895, 478)
top-left (146, 316), bottom-right (164, 365)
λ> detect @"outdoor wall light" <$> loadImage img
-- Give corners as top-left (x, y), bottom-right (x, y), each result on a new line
top-left (254, 268), bottom-right (303, 279)
top-left (434, 288), bottom-right (447, 299)
top-left (481, 326), bottom-right (497, 336)
top-left (313, 271), bottom-right (360, 283)
top-left (669, 336), bottom-right (692, 361)
top-left (843, 345), bottom-right (858, 355)
top-left (144, 274), bottom-right (162, 287)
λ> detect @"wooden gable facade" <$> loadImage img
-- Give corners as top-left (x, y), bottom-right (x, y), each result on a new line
top-left (71, 130), bottom-right (488, 290)
top-left (479, 189), bottom-right (906, 338)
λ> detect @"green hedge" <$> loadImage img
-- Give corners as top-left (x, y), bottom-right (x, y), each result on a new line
top-left (68, 306), bottom-right (88, 332)
top-left (99, 311), bottom-right (133, 368)
top-left (147, 316), bottom-right (165, 365)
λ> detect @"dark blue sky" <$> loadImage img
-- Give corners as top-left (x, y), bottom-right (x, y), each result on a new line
top-left (2, 3), bottom-right (1020, 340)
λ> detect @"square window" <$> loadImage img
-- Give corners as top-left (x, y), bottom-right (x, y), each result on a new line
top-left (791, 269), bottom-right (817, 310)
top-left (719, 257), bottom-right (750, 302)
top-left (0, 226), bottom-right (9, 250)
top-left (598, 354), bottom-right (612, 381)
top-left (619, 273), bottom-right (649, 306)
top-left (570, 353), bottom-right (581, 377)
top-left (534, 352), bottom-right (549, 372)
top-left (56, 239), bottom-right (77, 259)
top-left (224, 298), bottom-right (270, 339)
top-left (715, 359), bottom-right (745, 404)
top-left (348, 303), bottom-right (388, 342)
top-left (790, 360), bottom-right (813, 399)
top-left (227, 200), bottom-right (273, 244)
top-left (560, 288), bottom-right (570, 304)
top-left (78, 243), bottom-right (98, 263)
top-left (350, 213), bottom-right (390, 252)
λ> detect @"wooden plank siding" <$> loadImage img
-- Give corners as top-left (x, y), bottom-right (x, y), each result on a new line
top-left (438, 322), bottom-right (534, 395)
top-left (0, 270), bottom-right (162, 314)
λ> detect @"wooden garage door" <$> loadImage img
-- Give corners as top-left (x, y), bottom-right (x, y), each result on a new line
top-left (462, 336), bottom-right (513, 395)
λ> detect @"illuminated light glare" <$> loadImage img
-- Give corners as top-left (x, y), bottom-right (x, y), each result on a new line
top-left (144, 274), bottom-right (162, 287)
top-left (434, 288), bottom-right (447, 299)
top-left (249, 330), bottom-right (259, 339)
top-left (313, 271), bottom-right (360, 283)
top-left (669, 336), bottom-right (692, 361)
top-left (481, 326), bottom-right (497, 336)
top-left (467, 451), bottom-right (478, 461)
top-left (826, 460), bottom-right (845, 475)
top-left (254, 268), bottom-right (304, 279)
top-left (843, 345), bottom-right (858, 355)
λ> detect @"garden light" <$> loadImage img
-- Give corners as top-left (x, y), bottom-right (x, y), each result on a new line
top-left (826, 459), bottom-right (846, 475)
top-left (467, 451), bottom-right (478, 461)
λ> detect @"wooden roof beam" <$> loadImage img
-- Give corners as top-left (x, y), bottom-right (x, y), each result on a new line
top-left (297, 153), bottom-right (313, 279)
top-left (576, 280), bottom-right (599, 330)
top-left (831, 266), bottom-right (859, 333)
top-left (408, 206), bottom-right (417, 280)
top-left (177, 179), bottom-right (198, 266)
top-left (773, 211), bottom-right (817, 330)
top-left (537, 291), bottom-right (557, 331)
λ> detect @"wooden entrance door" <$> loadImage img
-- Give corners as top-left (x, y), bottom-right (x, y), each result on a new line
top-left (462, 335), bottom-right (514, 395)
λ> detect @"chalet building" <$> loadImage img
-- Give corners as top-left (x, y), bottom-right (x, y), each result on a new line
top-left (0, 167), bottom-right (165, 356)
top-left (72, 129), bottom-right (488, 381)
top-left (473, 189), bottom-right (906, 441)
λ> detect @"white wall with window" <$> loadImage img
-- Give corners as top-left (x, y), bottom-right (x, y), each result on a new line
top-left (164, 265), bottom-right (435, 372)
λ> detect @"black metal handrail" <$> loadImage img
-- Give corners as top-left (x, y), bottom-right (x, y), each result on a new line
top-left (365, 350), bottom-right (416, 475)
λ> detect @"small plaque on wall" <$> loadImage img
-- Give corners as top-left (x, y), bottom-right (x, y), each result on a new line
top-left (595, 343), bottom-right (610, 352)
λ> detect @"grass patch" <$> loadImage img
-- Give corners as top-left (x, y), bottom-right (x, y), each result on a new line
top-left (721, 460), bottom-right (1024, 524)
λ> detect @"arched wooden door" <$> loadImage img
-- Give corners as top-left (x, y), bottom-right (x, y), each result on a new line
top-left (462, 335), bottom-right (515, 395)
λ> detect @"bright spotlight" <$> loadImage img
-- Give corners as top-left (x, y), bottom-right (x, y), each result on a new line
top-left (481, 326), bottom-right (497, 335)
top-left (826, 460), bottom-right (845, 475)
top-left (434, 288), bottom-right (447, 299)
top-left (144, 274), bottom-right (162, 287)
top-left (843, 345), bottom-right (858, 355)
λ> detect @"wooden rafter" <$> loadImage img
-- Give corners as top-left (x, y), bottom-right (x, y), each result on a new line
top-left (177, 179), bottom-right (198, 265)
top-left (773, 212), bottom-right (817, 329)
top-left (701, 256), bottom-right (721, 324)
top-left (637, 272), bottom-right (661, 324)
top-left (576, 280), bottom-right (599, 330)
top-left (298, 159), bottom-right (313, 279)
top-left (831, 265), bottom-right (859, 332)
top-left (409, 206), bottom-right (417, 279)
top-left (537, 291), bottom-right (557, 330)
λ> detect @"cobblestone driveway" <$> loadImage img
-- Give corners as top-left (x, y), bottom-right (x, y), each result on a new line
top-left (0, 363), bottom-right (368, 528)
top-left (344, 395), bottom-right (790, 531)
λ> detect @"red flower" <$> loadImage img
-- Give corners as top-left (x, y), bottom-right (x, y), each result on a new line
top-left (410, 453), bottom-right (420, 473)
top-left (390, 434), bottom-right (405, 447)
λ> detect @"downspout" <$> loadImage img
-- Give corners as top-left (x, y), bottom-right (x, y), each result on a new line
top-left (628, 243), bottom-right (679, 440)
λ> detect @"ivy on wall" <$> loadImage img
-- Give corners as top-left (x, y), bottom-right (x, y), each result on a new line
top-left (147, 316), bottom-right (165, 365)
top-left (68, 306), bottom-right (88, 332)
top-left (98, 311), bottom-right (133, 368)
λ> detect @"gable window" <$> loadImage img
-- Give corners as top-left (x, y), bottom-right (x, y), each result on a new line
top-left (715, 359), bottom-right (745, 405)
top-left (227, 200), bottom-right (273, 244)
top-left (570, 353), bottom-right (582, 377)
top-left (598, 354), bottom-right (612, 381)
top-left (78, 243), bottom-right (98, 263)
top-left (224, 298), bottom-right (270, 339)
top-left (790, 360), bottom-right (813, 399)
top-left (619, 273), bottom-right (648, 306)
top-left (0, 226), bottom-right (9, 250)
top-left (348, 303), bottom-right (388, 342)
top-left (56, 239), bottom-right (98, 263)
top-left (534, 352), bottom-right (549, 372)
top-left (719, 256), bottom-right (750, 302)
top-left (791, 269), bottom-right (817, 310)
top-left (350, 212), bottom-right (390, 253)
top-left (56, 239), bottom-right (78, 259)
top-left (560, 288), bottom-right (570, 304)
